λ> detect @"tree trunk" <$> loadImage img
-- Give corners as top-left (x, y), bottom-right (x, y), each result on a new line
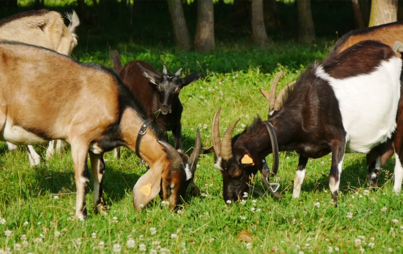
top-left (251, 0), bottom-right (270, 49)
top-left (369, 0), bottom-right (398, 27)
top-left (297, 0), bottom-right (315, 43)
top-left (352, 0), bottom-right (365, 28)
top-left (194, 0), bottom-right (215, 53)
top-left (263, 0), bottom-right (279, 28)
top-left (167, 0), bottom-right (191, 51)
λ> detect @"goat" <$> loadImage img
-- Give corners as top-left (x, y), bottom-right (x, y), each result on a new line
top-left (211, 40), bottom-right (403, 202)
top-left (109, 50), bottom-right (201, 155)
top-left (0, 9), bottom-right (80, 166)
top-left (0, 41), bottom-right (201, 220)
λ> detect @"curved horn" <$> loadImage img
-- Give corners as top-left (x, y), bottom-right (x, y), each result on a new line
top-left (273, 81), bottom-right (296, 111)
top-left (163, 65), bottom-right (168, 75)
top-left (175, 68), bottom-right (182, 77)
top-left (264, 122), bottom-right (279, 176)
top-left (269, 71), bottom-right (287, 112)
top-left (221, 118), bottom-right (240, 161)
top-left (158, 140), bottom-right (184, 172)
top-left (189, 129), bottom-right (202, 173)
top-left (259, 88), bottom-right (270, 102)
top-left (212, 108), bottom-right (222, 157)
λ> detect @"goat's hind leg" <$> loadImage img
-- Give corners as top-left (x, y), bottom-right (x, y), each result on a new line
top-left (26, 145), bottom-right (41, 167)
top-left (89, 152), bottom-right (107, 215)
top-left (293, 155), bottom-right (308, 198)
top-left (329, 139), bottom-right (346, 203)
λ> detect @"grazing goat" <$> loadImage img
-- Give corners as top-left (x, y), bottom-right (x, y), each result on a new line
top-left (109, 50), bottom-right (201, 155)
top-left (0, 41), bottom-right (201, 220)
top-left (212, 40), bottom-right (403, 202)
top-left (0, 9), bottom-right (80, 166)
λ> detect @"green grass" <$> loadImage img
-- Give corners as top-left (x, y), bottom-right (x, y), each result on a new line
top-left (1, 41), bottom-right (403, 253)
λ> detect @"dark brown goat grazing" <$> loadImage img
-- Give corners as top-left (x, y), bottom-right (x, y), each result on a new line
top-left (0, 41), bottom-right (201, 220)
top-left (110, 50), bottom-right (201, 155)
top-left (212, 40), bottom-right (403, 203)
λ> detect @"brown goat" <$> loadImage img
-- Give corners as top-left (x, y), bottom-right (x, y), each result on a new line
top-left (0, 9), bottom-right (80, 166)
top-left (0, 41), bottom-right (200, 220)
top-left (109, 50), bottom-right (201, 154)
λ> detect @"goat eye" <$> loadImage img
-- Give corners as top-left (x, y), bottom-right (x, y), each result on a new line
top-left (230, 168), bottom-right (243, 178)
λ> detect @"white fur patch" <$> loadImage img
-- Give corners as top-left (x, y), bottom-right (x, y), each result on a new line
top-left (184, 164), bottom-right (192, 181)
top-left (2, 121), bottom-right (46, 144)
top-left (329, 157), bottom-right (344, 194)
top-left (292, 169), bottom-right (306, 198)
top-left (316, 57), bottom-right (402, 153)
top-left (394, 154), bottom-right (403, 193)
top-left (215, 157), bottom-right (223, 171)
top-left (89, 142), bottom-right (103, 154)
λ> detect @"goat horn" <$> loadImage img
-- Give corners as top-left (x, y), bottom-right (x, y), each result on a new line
top-left (264, 122), bottom-right (279, 176)
top-left (221, 118), bottom-right (240, 161)
top-left (163, 65), bottom-right (168, 75)
top-left (175, 68), bottom-right (182, 77)
top-left (259, 88), bottom-right (270, 102)
top-left (269, 71), bottom-right (287, 112)
top-left (157, 140), bottom-right (184, 172)
top-left (212, 108), bottom-right (222, 157)
top-left (189, 129), bottom-right (201, 173)
top-left (273, 81), bottom-right (296, 111)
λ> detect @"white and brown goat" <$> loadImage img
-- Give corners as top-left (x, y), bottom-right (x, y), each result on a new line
top-left (212, 40), bottom-right (403, 202)
top-left (0, 41), bottom-right (201, 220)
top-left (0, 9), bottom-right (80, 166)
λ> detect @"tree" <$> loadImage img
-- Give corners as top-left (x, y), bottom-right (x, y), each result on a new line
top-left (194, 0), bottom-right (215, 53)
top-left (369, 0), bottom-right (398, 27)
top-left (251, 0), bottom-right (270, 49)
top-left (297, 0), bottom-right (315, 43)
top-left (167, 0), bottom-right (191, 51)
top-left (352, 0), bottom-right (365, 29)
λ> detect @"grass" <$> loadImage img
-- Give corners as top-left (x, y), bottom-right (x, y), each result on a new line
top-left (1, 41), bottom-right (403, 253)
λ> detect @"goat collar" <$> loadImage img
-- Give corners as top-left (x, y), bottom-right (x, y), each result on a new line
top-left (136, 118), bottom-right (154, 159)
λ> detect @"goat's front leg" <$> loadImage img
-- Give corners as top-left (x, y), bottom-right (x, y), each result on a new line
top-left (367, 157), bottom-right (381, 188)
top-left (89, 152), bottom-right (107, 215)
top-left (329, 139), bottom-right (346, 202)
top-left (292, 155), bottom-right (309, 198)
top-left (71, 144), bottom-right (91, 220)
top-left (26, 145), bottom-right (41, 167)
top-left (172, 124), bottom-right (183, 152)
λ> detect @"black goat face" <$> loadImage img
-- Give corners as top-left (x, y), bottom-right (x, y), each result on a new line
top-left (137, 63), bottom-right (202, 115)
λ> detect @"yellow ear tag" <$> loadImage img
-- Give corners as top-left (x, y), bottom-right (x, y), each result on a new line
top-left (241, 154), bottom-right (254, 165)
top-left (140, 183), bottom-right (152, 197)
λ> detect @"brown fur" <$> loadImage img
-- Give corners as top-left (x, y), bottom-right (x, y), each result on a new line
top-left (0, 42), bottom-right (184, 220)
top-left (0, 9), bottom-right (79, 55)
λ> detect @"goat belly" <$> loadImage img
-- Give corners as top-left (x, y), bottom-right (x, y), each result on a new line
top-left (316, 57), bottom-right (402, 153)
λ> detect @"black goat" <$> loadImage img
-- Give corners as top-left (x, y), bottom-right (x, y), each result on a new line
top-left (110, 50), bottom-right (201, 155)
top-left (212, 40), bottom-right (403, 202)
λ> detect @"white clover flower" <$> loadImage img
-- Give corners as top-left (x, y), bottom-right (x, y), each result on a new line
top-left (4, 230), bottom-right (12, 237)
top-left (251, 207), bottom-right (255, 212)
top-left (14, 244), bottom-right (21, 251)
top-left (34, 237), bottom-right (42, 243)
top-left (246, 243), bottom-right (252, 250)
top-left (91, 232), bottom-right (96, 238)
top-left (54, 195), bottom-right (59, 200)
top-left (240, 200), bottom-right (246, 205)
top-left (240, 216), bottom-right (247, 220)
top-left (139, 243), bottom-right (146, 252)
top-left (370, 237), bottom-right (375, 242)
top-left (99, 241), bottom-right (105, 249)
top-left (127, 238), bottom-right (135, 249)
top-left (150, 227), bottom-right (157, 235)
top-left (171, 233), bottom-right (178, 239)
top-left (177, 210), bottom-right (182, 214)
top-left (22, 240), bottom-right (28, 247)
top-left (150, 250), bottom-right (157, 254)
top-left (243, 192), bottom-right (248, 198)
top-left (160, 248), bottom-right (170, 254)
top-left (368, 242), bottom-right (375, 249)
top-left (355, 239), bottom-right (361, 245)
top-left (203, 124), bottom-right (208, 130)
top-left (24, 221), bottom-right (29, 226)
top-left (161, 201), bottom-right (170, 206)
top-left (334, 247), bottom-right (339, 251)
top-left (0, 218), bottom-right (5, 224)
top-left (139, 204), bottom-right (144, 208)
top-left (304, 244), bottom-right (310, 247)
top-left (152, 241), bottom-right (161, 246)
top-left (392, 219), bottom-right (399, 224)
top-left (54, 231), bottom-right (60, 238)
top-left (226, 200), bottom-right (231, 204)
top-left (113, 244), bottom-right (121, 253)
top-left (388, 247), bottom-right (393, 253)
top-left (381, 207), bottom-right (388, 212)
top-left (363, 190), bottom-right (370, 196)
top-left (210, 238), bottom-right (215, 243)
top-left (298, 252), bottom-right (304, 254)
top-left (346, 212), bottom-right (353, 219)
top-left (75, 238), bottom-right (81, 245)
top-left (20, 234), bottom-right (27, 241)
top-left (328, 246), bottom-right (333, 253)
top-left (314, 202), bottom-right (320, 208)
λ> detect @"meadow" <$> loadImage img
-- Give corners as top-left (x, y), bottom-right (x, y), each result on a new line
top-left (1, 1), bottom-right (403, 253)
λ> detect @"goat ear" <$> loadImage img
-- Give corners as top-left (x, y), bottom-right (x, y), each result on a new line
top-left (132, 168), bottom-right (162, 211)
top-left (67, 10), bottom-right (80, 34)
top-left (181, 72), bottom-right (202, 87)
top-left (137, 63), bottom-right (160, 85)
top-left (241, 154), bottom-right (255, 165)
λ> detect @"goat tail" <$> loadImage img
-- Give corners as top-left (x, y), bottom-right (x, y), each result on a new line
top-left (393, 41), bottom-right (403, 54)
top-left (109, 49), bottom-right (123, 74)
